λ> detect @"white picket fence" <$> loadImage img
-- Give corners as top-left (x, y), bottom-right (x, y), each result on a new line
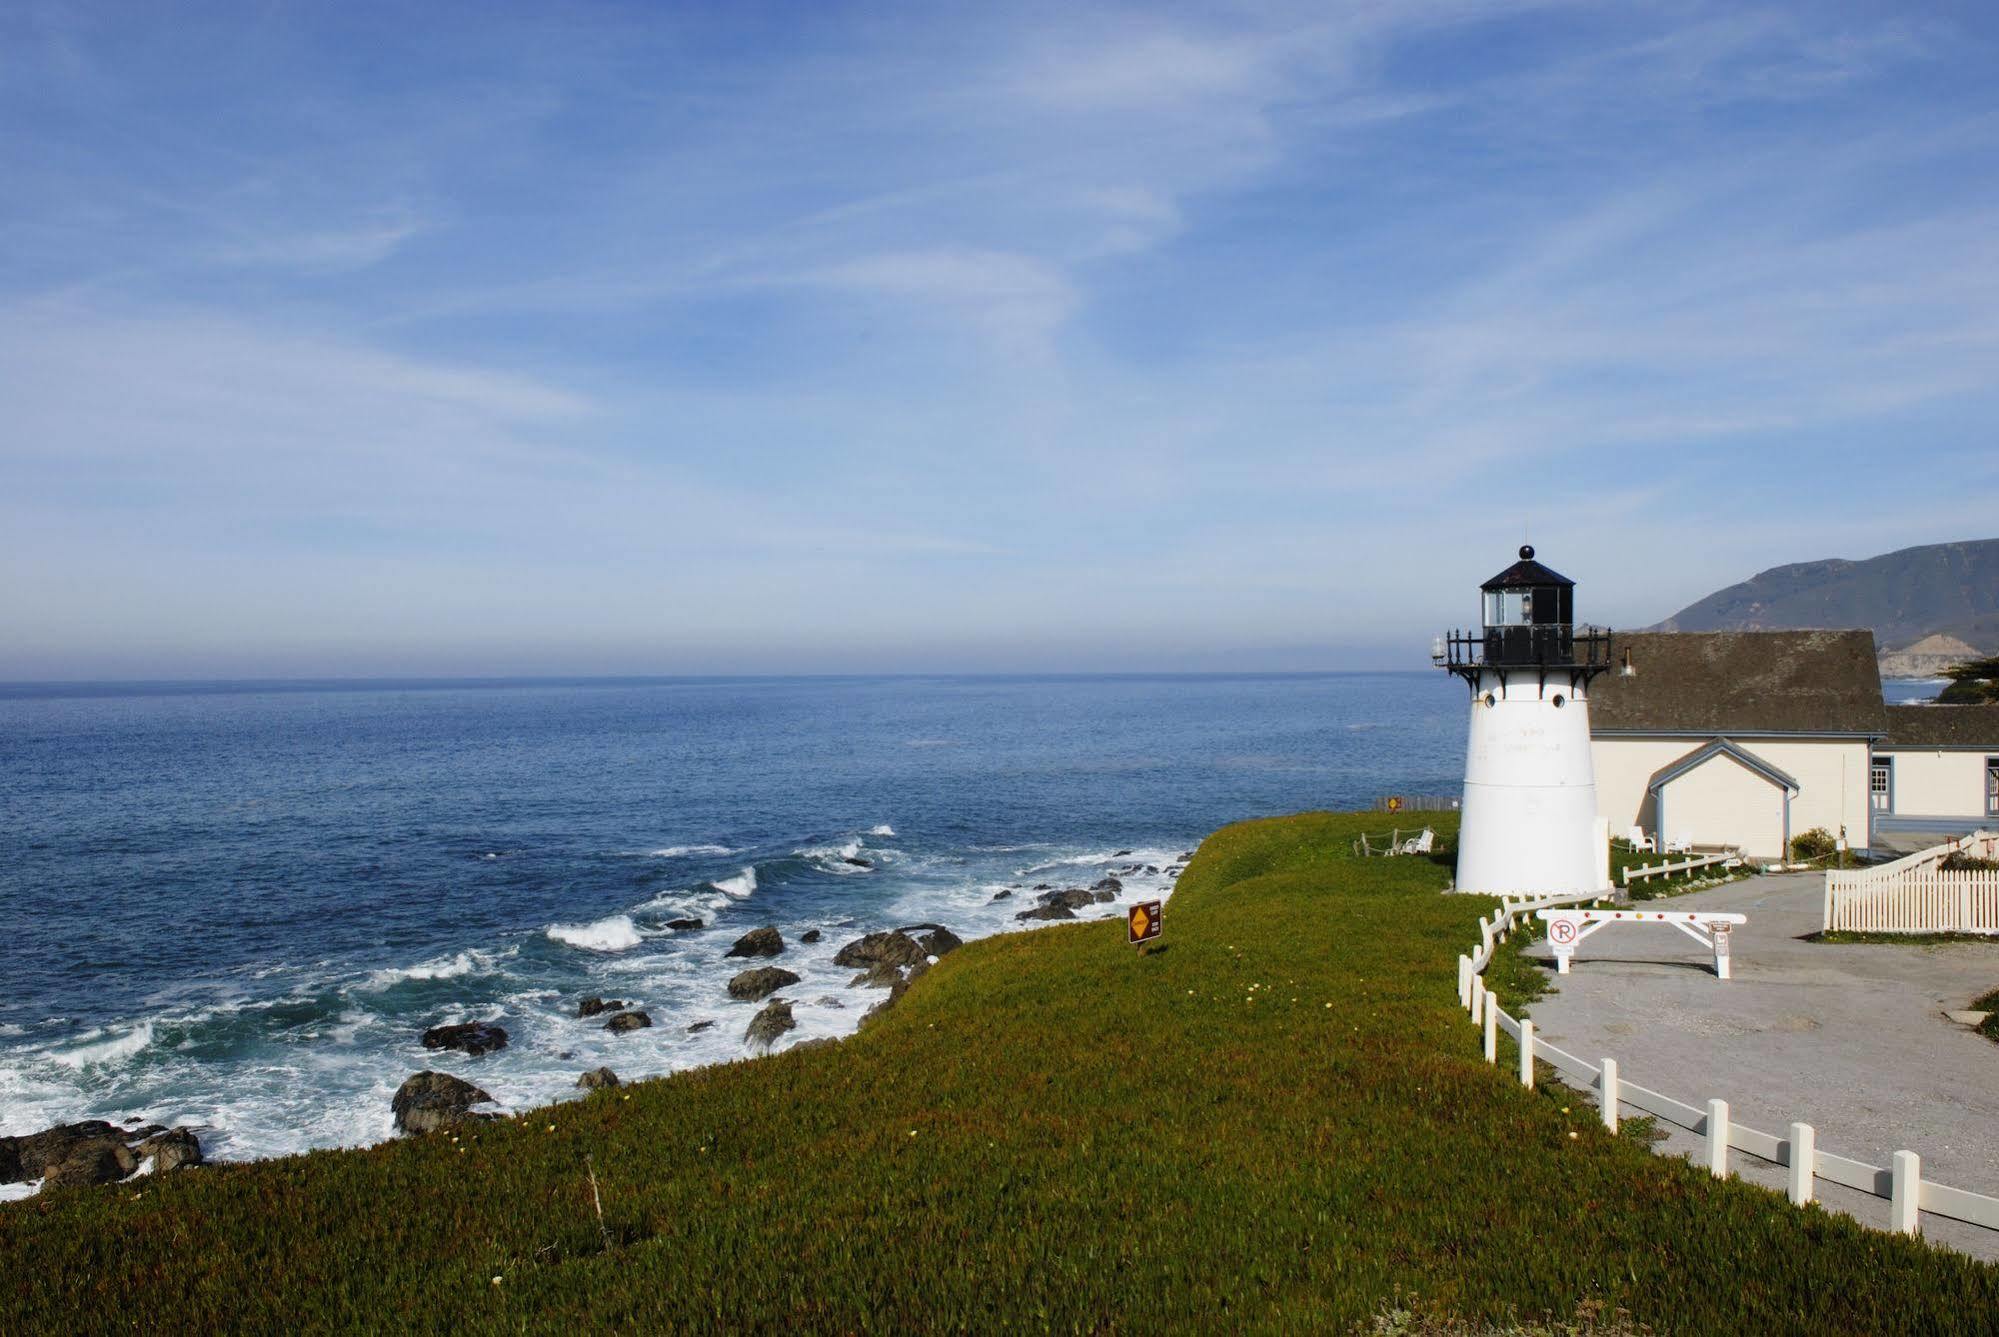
top-left (1824, 830), bottom-right (1999, 934)
top-left (1456, 894), bottom-right (1999, 1240)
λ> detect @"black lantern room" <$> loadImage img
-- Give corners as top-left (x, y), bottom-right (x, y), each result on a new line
top-left (1481, 545), bottom-right (1575, 665)
top-left (1437, 545), bottom-right (1611, 685)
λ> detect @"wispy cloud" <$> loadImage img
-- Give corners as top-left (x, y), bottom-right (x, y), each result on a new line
top-left (2, 1), bottom-right (1996, 673)
top-left (215, 210), bottom-right (427, 272)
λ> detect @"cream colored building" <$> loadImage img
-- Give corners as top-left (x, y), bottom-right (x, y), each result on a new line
top-left (1589, 631), bottom-right (1883, 860)
top-left (1871, 705), bottom-right (1999, 847)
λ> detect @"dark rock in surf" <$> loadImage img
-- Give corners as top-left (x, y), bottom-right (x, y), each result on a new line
top-left (1032, 883), bottom-right (1052, 891)
top-left (1036, 888), bottom-right (1094, 910)
top-left (989, 889), bottom-right (1013, 901)
top-left (391, 1071), bottom-right (495, 1136)
top-left (849, 962), bottom-right (905, 989)
top-left (1015, 903), bottom-right (1077, 922)
top-left (801, 929), bottom-right (822, 943)
top-left (687, 1020), bottom-right (715, 1033)
top-left (137, 1128), bottom-right (202, 1172)
top-left (41, 1136), bottom-right (137, 1189)
top-left (896, 923), bottom-right (963, 958)
top-left (7, 1122), bottom-right (125, 1182)
top-left (745, 999), bottom-right (795, 1050)
top-left (1092, 876), bottom-right (1123, 894)
top-left (1115, 849), bottom-right (1133, 856)
top-left (421, 1021), bottom-right (509, 1056)
top-left (604, 1010), bottom-right (653, 1034)
top-left (841, 856), bottom-right (873, 869)
top-left (577, 997), bottom-right (626, 1018)
top-left (577, 1067), bottom-right (620, 1090)
top-left (665, 919), bottom-right (704, 932)
top-left (728, 967), bottom-right (800, 1001)
top-left (832, 931), bottom-right (926, 970)
top-left (725, 925), bottom-right (784, 959)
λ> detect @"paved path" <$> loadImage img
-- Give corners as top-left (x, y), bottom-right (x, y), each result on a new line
top-left (1522, 873), bottom-right (1999, 1261)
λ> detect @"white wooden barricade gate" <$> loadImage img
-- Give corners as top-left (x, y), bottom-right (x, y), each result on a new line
top-left (1535, 909), bottom-right (1747, 979)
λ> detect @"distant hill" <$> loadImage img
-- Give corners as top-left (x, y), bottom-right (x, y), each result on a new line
top-left (1653, 539), bottom-right (1999, 674)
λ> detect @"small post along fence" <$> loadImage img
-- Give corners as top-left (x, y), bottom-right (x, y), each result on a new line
top-left (1455, 893), bottom-right (1999, 1242)
top-left (1537, 908), bottom-right (1745, 978)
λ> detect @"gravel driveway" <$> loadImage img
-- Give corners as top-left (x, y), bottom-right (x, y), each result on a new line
top-left (1522, 872), bottom-right (1999, 1260)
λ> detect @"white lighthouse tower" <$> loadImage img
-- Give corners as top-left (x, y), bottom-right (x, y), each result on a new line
top-left (1437, 547), bottom-right (1612, 897)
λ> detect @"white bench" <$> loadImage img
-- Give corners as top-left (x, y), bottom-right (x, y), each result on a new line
top-left (1536, 909), bottom-right (1747, 979)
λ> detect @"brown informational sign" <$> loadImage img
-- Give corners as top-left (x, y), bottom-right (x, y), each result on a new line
top-left (1127, 900), bottom-right (1162, 946)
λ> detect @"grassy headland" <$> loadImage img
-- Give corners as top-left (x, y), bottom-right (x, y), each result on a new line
top-left (4, 811), bottom-right (1995, 1333)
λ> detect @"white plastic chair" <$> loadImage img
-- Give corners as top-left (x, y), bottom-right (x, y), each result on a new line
top-left (1398, 828), bottom-right (1435, 856)
top-left (1665, 832), bottom-right (1694, 854)
top-left (1626, 826), bottom-right (1655, 853)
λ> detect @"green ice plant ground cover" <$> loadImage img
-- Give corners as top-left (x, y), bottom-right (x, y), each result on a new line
top-left (4, 811), bottom-right (1995, 1333)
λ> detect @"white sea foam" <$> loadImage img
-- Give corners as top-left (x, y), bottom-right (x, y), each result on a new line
top-left (710, 867), bottom-right (758, 898)
top-left (798, 840), bottom-right (873, 871)
top-left (50, 1021), bottom-right (155, 1070)
top-left (546, 915), bottom-right (644, 952)
top-left (868, 824), bottom-right (895, 837)
top-left (361, 948), bottom-right (511, 990)
top-left (1022, 849), bottom-right (1167, 873)
top-left (650, 844), bottom-right (738, 858)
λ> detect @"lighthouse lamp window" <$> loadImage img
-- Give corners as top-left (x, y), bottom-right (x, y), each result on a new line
top-left (1484, 589), bottom-right (1533, 627)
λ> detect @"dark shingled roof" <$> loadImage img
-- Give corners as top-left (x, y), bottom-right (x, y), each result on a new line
top-left (1590, 631), bottom-right (1886, 735)
top-left (1881, 704), bottom-right (1999, 749)
top-left (1482, 547), bottom-right (1573, 590)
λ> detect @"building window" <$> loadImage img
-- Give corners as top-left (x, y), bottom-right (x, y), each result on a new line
top-left (1988, 757), bottom-right (1999, 817)
top-left (1871, 758), bottom-right (1892, 813)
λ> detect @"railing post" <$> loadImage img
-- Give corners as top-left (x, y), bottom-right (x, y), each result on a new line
top-left (1483, 997), bottom-right (1498, 1064)
top-left (1891, 1151), bottom-right (1921, 1235)
top-left (1787, 1122), bottom-right (1814, 1206)
top-left (1600, 1058), bottom-right (1618, 1132)
top-left (1705, 1099), bottom-right (1729, 1178)
top-left (1470, 976), bottom-right (1484, 1024)
top-left (1458, 955), bottom-right (1472, 1008)
top-left (1518, 1019), bottom-right (1535, 1088)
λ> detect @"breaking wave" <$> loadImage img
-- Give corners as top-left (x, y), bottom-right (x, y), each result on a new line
top-left (710, 867), bottom-right (758, 898)
top-left (545, 915), bottom-right (644, 953)
top-left (51, 1021), bottom-right (156, 1070)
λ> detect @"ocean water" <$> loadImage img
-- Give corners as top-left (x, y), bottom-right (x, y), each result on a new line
top-left (0, 673), bottom-right (1462, 1169)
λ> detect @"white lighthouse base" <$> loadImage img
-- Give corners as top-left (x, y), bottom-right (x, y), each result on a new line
top-left (1452, 670), bottom-right (1609, 897)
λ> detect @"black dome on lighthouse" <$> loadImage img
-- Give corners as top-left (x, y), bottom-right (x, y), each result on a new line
top-left (1482, 546), bottom-right (1574, 590)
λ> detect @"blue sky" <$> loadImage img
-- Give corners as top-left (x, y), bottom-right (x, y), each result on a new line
top-left (4, 1), bottom-right (1996, 677)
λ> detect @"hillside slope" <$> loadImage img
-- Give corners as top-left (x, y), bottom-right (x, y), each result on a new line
top-left (1655, 539), bottom-right (1999, 656)
top-left (3, 812), bottom-right (1993, 1334)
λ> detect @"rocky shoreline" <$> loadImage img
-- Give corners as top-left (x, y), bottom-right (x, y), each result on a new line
top-left (3, 854), bottom-right (1191, 1194)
